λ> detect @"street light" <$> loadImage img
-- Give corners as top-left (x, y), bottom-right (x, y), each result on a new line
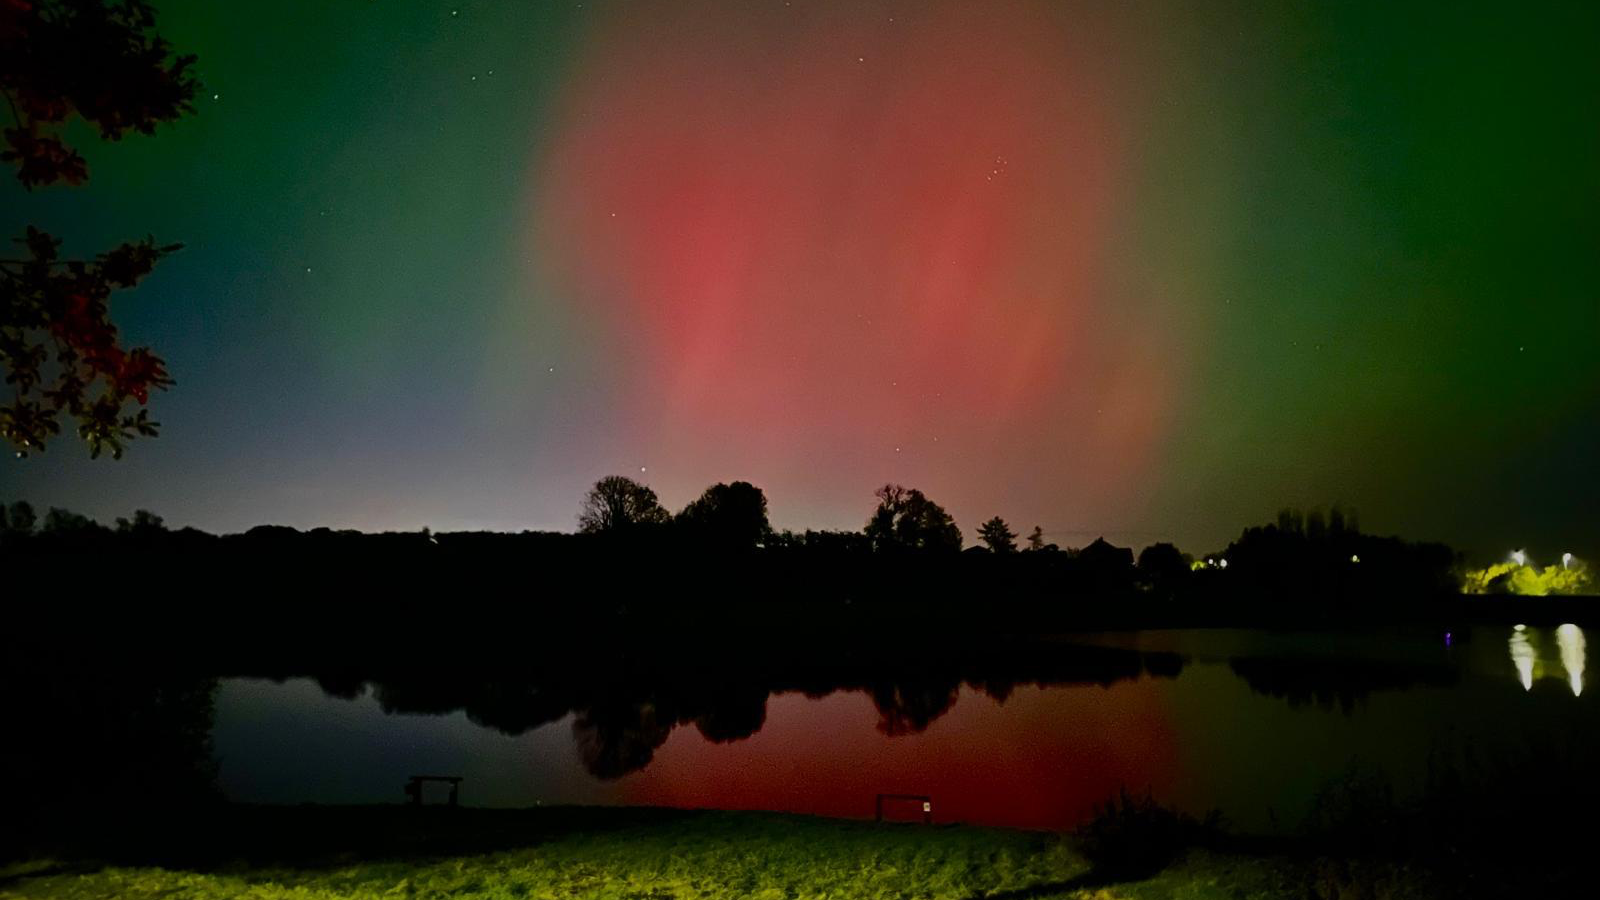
top-left (1510, 549), bottom-right (1528, 567)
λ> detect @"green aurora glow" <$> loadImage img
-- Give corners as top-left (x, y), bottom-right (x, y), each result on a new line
top-left (2, 0), bottom-right (1595, 560)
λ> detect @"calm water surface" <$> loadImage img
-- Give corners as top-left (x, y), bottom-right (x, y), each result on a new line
top-left (213, 626), bottom-right (1596, 831)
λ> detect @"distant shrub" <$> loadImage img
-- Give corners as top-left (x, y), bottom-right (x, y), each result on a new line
top-left (1300, 762), bottom-right (1402, 855)
top-left (1462, 555), bottom-right (1591, 595)
top-left (1075, 788), bottom-right (1218, 879)
top-left (1297, 745), bottom-right (1600, 895)
top-left (1308, 858), bottom-right (1436, 900)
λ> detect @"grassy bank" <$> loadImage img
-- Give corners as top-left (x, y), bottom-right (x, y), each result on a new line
top-left (0, 804), bottom-right (1370, 900)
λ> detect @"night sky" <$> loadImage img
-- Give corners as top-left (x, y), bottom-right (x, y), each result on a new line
top-left (3, 0), bottom-right (1596, 560)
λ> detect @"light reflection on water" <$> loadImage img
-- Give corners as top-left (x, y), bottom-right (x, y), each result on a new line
top-left (1508, 624), bottom-right (1586, 696)
top-left (1510, 626), bottom-right (1537, 690)
top-left (1557, 624), bottom-right (1586, 697)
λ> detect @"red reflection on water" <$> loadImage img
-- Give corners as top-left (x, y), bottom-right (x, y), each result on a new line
top-left (619, 681), bottom-right (1180, 830)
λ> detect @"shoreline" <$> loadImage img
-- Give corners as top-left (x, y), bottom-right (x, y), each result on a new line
top-left (0, 802), bottom-right (1396, 900)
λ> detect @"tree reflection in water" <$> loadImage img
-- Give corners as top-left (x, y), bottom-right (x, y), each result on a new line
top-left (1227, 655), bottom-right (1459, 715)
top-left (311, 643), bottom-right (1180, 779)
top-left (269, 629), bottom-right (1598, 784)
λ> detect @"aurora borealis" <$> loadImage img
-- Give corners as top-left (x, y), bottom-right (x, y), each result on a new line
top-left (2, 0), bottom-right (1596, 558)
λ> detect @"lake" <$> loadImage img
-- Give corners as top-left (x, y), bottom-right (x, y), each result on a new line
top-left (212, 625), bottom-right (1596, 832)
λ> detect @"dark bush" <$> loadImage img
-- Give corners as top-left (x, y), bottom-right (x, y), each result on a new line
top-left (1300, 762), bottom-right (1402, 855)
top-left (1075, 788), bottom-right (1217, 879)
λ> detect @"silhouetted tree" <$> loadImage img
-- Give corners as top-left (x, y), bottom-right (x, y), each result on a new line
top-left (242, 523), bottom-right (299, 543)
top-left (676, 481), bottom-right (770, 549)
top-left (864, 483), bottom-right (961, 552)
top-left (577, 475), bottom-right (670, 534)
top-left (1, 0), bottom-right (198, 458)
top-left (976, 516), bottom-right (1017, 553)
top-left (1137, 542), bottom-right (1190, 597)
top-left (1306, 508), bottom-right (1328, 542)
top-left (1026, 525), bottom-right (1046, 552)
top-left (114, 508), bottom-right (165, 537)
top-left (4, 499), bottom-right (35, 535)
top-left (42, 505), bottom-right (100, 536)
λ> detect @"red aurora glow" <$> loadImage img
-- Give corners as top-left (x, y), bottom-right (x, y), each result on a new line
top-left (618, 684), bottom-right (1182, 831)
top-left (532, 1), bottom-right (1176, 528)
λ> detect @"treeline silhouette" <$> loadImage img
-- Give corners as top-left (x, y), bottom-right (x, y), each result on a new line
top-left (317, 640), bottom-right (1186, 780)
top-left (0, 480), bottom-right (1523, 670)
top-left (303, 642), bottom-right (1464, 781)
top-left (1228, 655), bottom-right (1459, 715)
top-left (4, 618), bottom-right (1471, 856)
top-left (3, 629), bottom-right (1183, 835)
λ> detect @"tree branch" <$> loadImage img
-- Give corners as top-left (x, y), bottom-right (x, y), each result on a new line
top-left (0, 86), bottom-right (22, 130)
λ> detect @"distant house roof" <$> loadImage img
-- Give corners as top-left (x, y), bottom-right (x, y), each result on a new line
top-left (1079, 537), bottom-right (1134, 568)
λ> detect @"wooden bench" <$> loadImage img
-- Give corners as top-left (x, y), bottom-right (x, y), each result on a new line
top-left (875, 793), bottom-right (932, 824)
top-left (404, 775), bottom-right (462, 807)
